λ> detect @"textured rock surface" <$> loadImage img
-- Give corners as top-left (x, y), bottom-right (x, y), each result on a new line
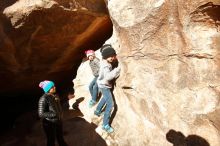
top-left (0, 0), bottom-right (112, 95)
top-left (73, 0), bottom-right (220, 146)
top-left (1, 0), bottom-right (220, 146)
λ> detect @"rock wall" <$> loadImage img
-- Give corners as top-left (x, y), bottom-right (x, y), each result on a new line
top-left (74, 0), bottom-right (220, 146)
top-left (1, 0), bottom-right (220, 145)
top-left (0, 0), bottom-right (112, 95)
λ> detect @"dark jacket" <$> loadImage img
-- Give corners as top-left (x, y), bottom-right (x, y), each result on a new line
top-left (38, 93), bottom-right (63, 123)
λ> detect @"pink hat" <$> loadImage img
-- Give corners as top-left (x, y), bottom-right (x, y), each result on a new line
top-left (85, 50), bottom-right (95, 57)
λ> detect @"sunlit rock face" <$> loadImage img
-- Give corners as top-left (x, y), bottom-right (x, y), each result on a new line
top-left (74, 0), bottom-right (220, 146)
top-left (0, 0), bottom-right (112, 95)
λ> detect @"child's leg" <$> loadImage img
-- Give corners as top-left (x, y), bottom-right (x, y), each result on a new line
top-left (102, 88), bottom-right (114, 126)
top-left (94, 88), bottom-right (107, 115)
top-left (89, 77), bottom-right (98, 101)
top-left (92, 78), bottom-right (99, 101)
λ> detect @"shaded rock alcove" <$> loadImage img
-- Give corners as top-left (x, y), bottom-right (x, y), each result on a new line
top-left (0, 0), bottom-right (112, 134)
top-left (0, 0), bottom-right (112, 95)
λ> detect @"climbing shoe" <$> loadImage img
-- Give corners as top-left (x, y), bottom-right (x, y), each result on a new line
top-left (94, 110), bottom-right (102, 117)
top-left (102, 124), bottom-right (114, 133)
top-left (88, 100), bottom-right (96, 108)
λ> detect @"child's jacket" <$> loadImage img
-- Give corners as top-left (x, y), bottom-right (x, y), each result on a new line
top-left (89, 57), bottom-right (100, 77)
top-left (97, 60), bottom-right (120, 88)
top-left (38, 93), bottom-right (63, 123)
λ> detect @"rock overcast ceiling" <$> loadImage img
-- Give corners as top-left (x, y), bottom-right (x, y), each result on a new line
top-left (0, 0), bottom-right (112, 94)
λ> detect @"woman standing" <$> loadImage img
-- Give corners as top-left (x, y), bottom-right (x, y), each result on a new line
top-left (38, 80), bottom-right (68, 146)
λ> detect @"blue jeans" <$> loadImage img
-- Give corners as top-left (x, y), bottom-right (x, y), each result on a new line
top-left (95, 87), bottom-right (114, 126)
top-left (89, 77), bottom-right (98, 102)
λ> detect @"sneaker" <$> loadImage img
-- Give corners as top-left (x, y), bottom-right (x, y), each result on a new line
top-left (102, 124), bottom-right (114, 133)
top-left (94, 110), bottom-right (101, 117)
top-left (88, 100), bottom-right (96, 108)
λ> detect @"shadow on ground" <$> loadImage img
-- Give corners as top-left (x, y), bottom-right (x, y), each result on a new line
top-left (0, 109), bottom-right (107, 146)
top-left (166, 129), bottom-right (210, 146)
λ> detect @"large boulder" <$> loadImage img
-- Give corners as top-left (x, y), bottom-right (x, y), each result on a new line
top-left (0, 0), bottom-right (112, 95)
top-left (74, 0), bottom-right (220, 146)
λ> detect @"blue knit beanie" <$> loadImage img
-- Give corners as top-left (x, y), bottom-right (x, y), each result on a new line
top-left (39, 80), bottom-right (55, 93)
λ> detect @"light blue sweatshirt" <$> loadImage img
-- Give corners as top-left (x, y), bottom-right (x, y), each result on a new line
top-left (97, 60), bottom-right (120, 88)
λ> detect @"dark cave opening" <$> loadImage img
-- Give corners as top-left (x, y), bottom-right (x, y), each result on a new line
top-left (0, 26), bottom-right (113, 138)
top-left (0, 94), bottom-right (39, 134)
top-left (0, 72), bottom-right (75, 134)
